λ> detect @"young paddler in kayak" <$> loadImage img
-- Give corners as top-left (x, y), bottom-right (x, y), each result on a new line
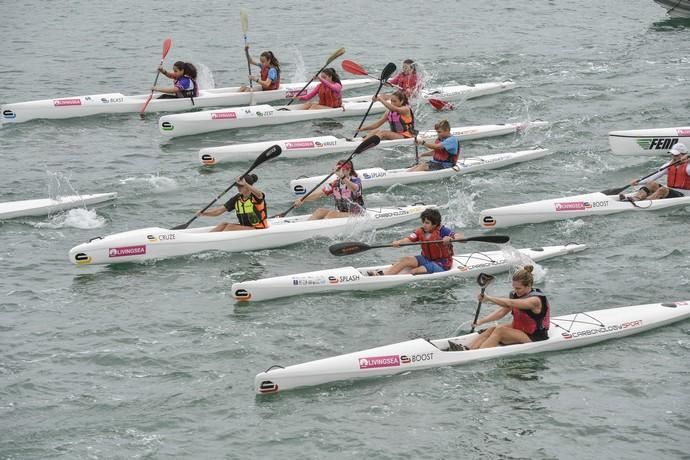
top-left (356, 90), bottom-right (415, 140)
top-left (370, 208), bottom-right (458, 276)
top-left (383, 59), bottom-right (420, 99)
top-left (292, 159), bottom-right (364, 219)
top-left (240, 47), bottom-right (281, 92)
top-left (451, 265), bottom-right (550, 350)
top-left (619, 142), bottom-right (690, 201)
top-left (408, 119), bottom-right (461, 172)
top-left (196, 174), bottom-right (268, 231)
top-left (291, 68), bottom-right (343, 109)
top-left (153, 61), bottom-right (199, 100)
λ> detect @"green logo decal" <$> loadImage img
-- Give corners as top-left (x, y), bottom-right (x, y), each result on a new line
top-left (636, 139), bottom-right (652, 149)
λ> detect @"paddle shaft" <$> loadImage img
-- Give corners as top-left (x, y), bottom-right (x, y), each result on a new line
top-left (353, 81), bottom-right (387, 138)
top-left (470, 288), bottom-right (487, 333)
top-left (139, 40), bottom-right (172, 118)
top-left (602, 157), bottom-right (687, 195)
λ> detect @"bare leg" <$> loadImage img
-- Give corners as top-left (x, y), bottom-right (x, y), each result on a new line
top-left (308, 208), bottom-right (331, 220)
top-left (628, 182), bottom-right (660, 201)
top-left (647, 186), bottom-right (671, 200)
top-left (479, 325), bottom-right (531, 349)
top-left (375, 131), bottom-right (408, 140)
top-left (383, 256), bottom-right (419, 275)
top-left (468, 326), bottom-right (496, 349)
top-left (407, 162), bottom-right (430, 172)
top-left (210, 222), bottom-right (256, 232)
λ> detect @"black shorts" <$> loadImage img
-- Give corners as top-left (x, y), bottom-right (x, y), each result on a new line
top-left (667, 188), bottom-right (685, 198)
top-left (529, 330), bottom-right (549, 342)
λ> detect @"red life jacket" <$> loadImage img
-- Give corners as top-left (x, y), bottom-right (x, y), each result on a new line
top-left (667, 162), bottom-right (690, 189)
top-left (414, 226), bottom-right (453, 268)
top-left (260, 66), bottom-right (280, 90)
top-left (393, 72), bottom-right (419, 96)
top-left (318, 83), bottom-right (342, 108)
top-left (432, 136), bottom-right (461, 165)
top-left (510, 288), bottom-right (550, 335)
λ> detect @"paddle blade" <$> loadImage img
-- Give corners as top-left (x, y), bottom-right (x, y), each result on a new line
top-left (476, 273), bottom-right (496, 288)
top-left (326, 48), bottom-right (346, 65)
top-left (600, 186), bottom-right (628, 196)
top-left (329, 241), bottom-right (371, 256)
top-left (162, 38), bottom-right (173, 59)
top-left (240, 8), bottom-right (249, 33)
top-left (380, 62), bottom-right (397, 81)
top-left (252, 144), bottom-right (282, 167)
top-left (341, 60), bottom-right (368, 76)
top-left (353, 135), bottom-right (381, 154)
top-left (460, 235), bottom-right (510, 244)
top-left (429, 98), bottom-right (454, 111)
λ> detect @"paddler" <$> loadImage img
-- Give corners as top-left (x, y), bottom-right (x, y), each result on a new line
top-left (291, 68), bottom-right (343, 109)
top-left (407, 119), bottom-right (461, 171)
top-left (153, 61), bottom-right (199, 100)
top-left (450, 265), bottom-right (550, 350)
top-left (369, 208), bottom-right (458, 276)
top-left (292, 159), bottom-right (364, 219)
top-left (383, 59), bottom-right (420, 99)
top-left (197, 174), bottom-right (268, 231)
top-left (619, 142), bottom-right (690, 201)
top-left (240, 46), bottom-right (281, 92)
top-left (356, 90), bottom-right (415, 140)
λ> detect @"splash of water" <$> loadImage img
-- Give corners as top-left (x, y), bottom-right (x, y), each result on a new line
top-left (34, 208), bottom-right (106, 229)
top-left (195, 62), bottom-right (215, 89)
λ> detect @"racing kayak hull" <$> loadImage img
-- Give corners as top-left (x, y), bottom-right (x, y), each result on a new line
top-left (232, 244), bottom-right (586, 302)
top-left (0, 79), bottom-right (375, 123)
top-left (479, 191), bottom-right (690, 228)
top-left (290, 148), bottom-right (550, 194)
top-left (255, 300), bottom-right (690, 394)
top-left (0, 193), bottom-right (117, 220)
top-left (608, 127), bottom-right (690, 156)
top-left (654, 0), bottom-right (690, 17)
top-left (69, 204), bottom-right (432, 265)
top-left (160, 81), bottom-right (517, 139)
top-left (199, 120), bottom-right (549, 165)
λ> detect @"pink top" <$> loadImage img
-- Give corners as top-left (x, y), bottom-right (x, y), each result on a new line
top-left (298, 76), bottom-right (343, 101)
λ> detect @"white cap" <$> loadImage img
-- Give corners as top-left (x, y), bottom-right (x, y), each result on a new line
top-left (670, 143), bottom-right (688, 155)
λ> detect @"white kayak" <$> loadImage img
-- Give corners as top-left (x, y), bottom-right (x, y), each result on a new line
top-left (479, 191), bottom-right (690, 229)
top-left (0, 193), bottom-right (117, 220)
top-left (69, 204), bottom-right (432, 265)
top-left (0, 79), bottom-right (375, 124)
top-left (608, 126), bottom-right (690, 156)
top-left (255, 300), bottom-right (690, 394)
top-left (232, 244), bottom-right (586, 302)
top-left (160, 81), bottom-right (516, 139)
top-left (291, 148), bottom-right (550, 195)
top-left (654, 0), bottom-right (690, 17)
top-left (199, 120), bottom-right (549, 165)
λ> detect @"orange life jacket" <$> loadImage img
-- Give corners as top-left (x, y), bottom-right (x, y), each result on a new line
top-left (318, 83), bottom-right (342, 108)
top-left (667, 162), bottom-right (690, 189)
top-left (414, 226), bottom-right (453, 267)
top-left (260, 66), bottom-right (280, 90)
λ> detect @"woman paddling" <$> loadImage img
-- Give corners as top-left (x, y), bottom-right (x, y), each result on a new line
top-left (452, 266), bottom-right (550, 350)
top-left (292, 159), bottom-right (364, 219)
top-left (153, 61), bottom-right (199, 100)
top-left (292, 68), bottom-right (343, 109)
top-left (197, 174), bottom-right (268, 231)
top-left (240, 46), bottom-right (281, 92)
top-left (356, 91), bottom-right (415, 140)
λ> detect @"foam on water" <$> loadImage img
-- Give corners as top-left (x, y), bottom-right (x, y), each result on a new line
top-left (33, 208), bottom-right (107, 229)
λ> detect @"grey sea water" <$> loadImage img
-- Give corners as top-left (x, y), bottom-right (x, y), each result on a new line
top-left (1, 0), bottom-right (689, 458)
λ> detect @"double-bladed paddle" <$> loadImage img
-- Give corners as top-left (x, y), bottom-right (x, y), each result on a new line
top-left (271, 135), bottom-right (381, 219)
top-left (601, 158), bottom-right (686, 196)
top-left (139, 38), bottom-right (173, 119)
top-left (352, 62), bottom-right (396, 138)
top-left (329, 235), bottom-right (510, 256)
top-left (240, 8), bottom-right (255, 106)
top-left (285, 48), bottom-right (346, 106)
top-left (171, 145), bottom-right (282, 230)
top-left (341, 60), bottom-right (402, 90)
